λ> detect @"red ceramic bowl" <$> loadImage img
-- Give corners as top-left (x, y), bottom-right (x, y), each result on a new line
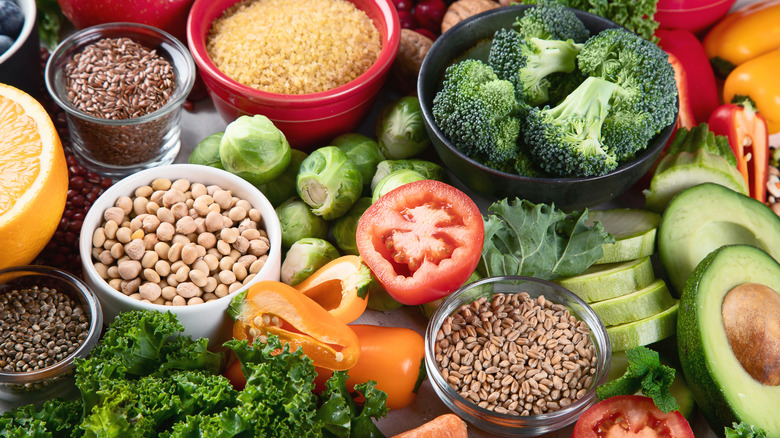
top-left (187, 0), bottom-right (400, 150)
top-left (655, 0), bottom-right (736, 34)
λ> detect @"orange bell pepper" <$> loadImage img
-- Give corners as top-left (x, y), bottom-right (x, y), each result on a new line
top-left (703, 0), bottom-right (780, 77)
top-left (293, 255), bottom-right (370, 324)
top-left (709, 100), bottom-right (770, 203)
top-left (722, 49), bottom-right (780, 134)
top-left (315, 325), bottom-right (426, 410)
top-left (231, 280), bottom-right (361, 370)
top-left (667, 52), bottom-right (696, 132)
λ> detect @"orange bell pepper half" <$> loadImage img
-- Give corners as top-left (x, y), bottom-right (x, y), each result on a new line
top-left (709, 100), bottom-right (770, 203)
top-left (293, 255), bottom-right (370, 324)
top-left (231, 280), bottom-right (361, 370)
top-left (315, 324), bottom-right (426, 410)
top-left (667, 52), bottom-right (696, 132)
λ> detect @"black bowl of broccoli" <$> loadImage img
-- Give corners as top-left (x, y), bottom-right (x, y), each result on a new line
top-left (418, 4), bottom-right (677, 211)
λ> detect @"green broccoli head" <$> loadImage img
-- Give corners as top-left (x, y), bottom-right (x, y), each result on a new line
top-left (432, 59), bottom-right (521, 164)
top-left (524, 76), bottom-right (621, 177)
top-left (514, 1), bottom-right (590, 42)
top-left (578, 28), bottom-right (677, 139)
top-left (489, 29), bottom-right (583, 107)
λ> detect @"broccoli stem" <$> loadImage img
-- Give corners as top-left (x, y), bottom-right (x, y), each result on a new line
top-left (519, 38), bottom-right (583, 106)
top-left (548, 76), bottom-right (621, 155)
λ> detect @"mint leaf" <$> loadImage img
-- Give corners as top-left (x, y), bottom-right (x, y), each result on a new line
top-left (596, 346), bottom-right (680, 413)
top-left (481, 198), bottom-right (612, 279)
top-left (725, 422), bottom-right (768, 438)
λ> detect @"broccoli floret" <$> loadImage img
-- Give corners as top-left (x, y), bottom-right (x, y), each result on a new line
top-left (524, 76), bottom-right (622, 177)
top-left (432, 59), bottom-right (521, 164)
top-left (513, 1), bottom-right (590, 42)
top-left (578, 28), bottom-right (678, 159)
top-left (485, 146), bottom-right (547, 178)
top-left (489, 28), bottom-right (583, 107)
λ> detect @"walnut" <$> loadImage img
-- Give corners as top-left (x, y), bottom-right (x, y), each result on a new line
top-left (390, 29), bottom-right (434, 95)
top-left (441, 0), bottom-right (501, 34)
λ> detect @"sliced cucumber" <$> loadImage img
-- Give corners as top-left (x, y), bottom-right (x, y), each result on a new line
top-left (587, 209), bottom-right (660, 264)
top-left (607, 302), bottom-right (679, 352)
top-left (556, 257), bottom-right (655, 303)
top-left (590, 279), bottom-right (676, 327)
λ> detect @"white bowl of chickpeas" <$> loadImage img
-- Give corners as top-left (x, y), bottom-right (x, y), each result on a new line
top-left (78, 164), bottom-right (282, 345)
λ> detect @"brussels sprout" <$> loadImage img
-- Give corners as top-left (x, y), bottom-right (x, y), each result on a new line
top-left (370, 159), bottom-right (448, 191)
top-left (332, 133), bottom-right (385, 188)
top-left (256, 149), bottom-right (308, 207)
top-left (375, 96), bottom-right (431, 160)
top-left (371, 169), bottom-right (426, 202)
top-left (281, 238), bottom-right (340, 286)
top-left (276, 197), bottom-right (329, 248)
top-left (219, 115), bottom-right (291, 185)
top-left (189, 132), bottom-right (225, 169)
top-left (366, 278), bottom-right (404, 311)
top-left (297, 146), bottom-right (363, 220)
top-left (331, 197), bottom-right (372, 255)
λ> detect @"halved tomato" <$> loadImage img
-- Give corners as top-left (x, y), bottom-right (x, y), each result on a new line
top-left (573, 395), bottom-right (694, 438)
top-left (356, 180), bottom-right (483, 305)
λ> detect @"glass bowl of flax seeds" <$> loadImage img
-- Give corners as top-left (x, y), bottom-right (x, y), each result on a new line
top-left (0, 265), bottom-right (102, 405)
top-left (424, 275), bottom-right (611, 436)
top-left (45, 22), bottom-right (195, 178)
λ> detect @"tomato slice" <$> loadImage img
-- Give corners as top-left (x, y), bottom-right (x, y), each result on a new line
top-left (356, 180), bottom-right (483, 305)
top-left (573, 395), bottom-right (694, 438)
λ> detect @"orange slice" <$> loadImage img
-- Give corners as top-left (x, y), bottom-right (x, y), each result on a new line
top-left (0, 83), bottom-right (68, 270)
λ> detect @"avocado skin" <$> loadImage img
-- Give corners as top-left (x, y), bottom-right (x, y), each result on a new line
top-left (677, 245), bottom-right (780, 438)
top-left (658, 183), bottom-right (780, 297)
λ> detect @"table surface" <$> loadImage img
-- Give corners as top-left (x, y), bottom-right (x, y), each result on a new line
top-left (3, 1), bottom-right (774, 435)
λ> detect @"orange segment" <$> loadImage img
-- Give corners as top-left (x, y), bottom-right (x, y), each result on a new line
top-left (0, 83), bottom-right (68, 270)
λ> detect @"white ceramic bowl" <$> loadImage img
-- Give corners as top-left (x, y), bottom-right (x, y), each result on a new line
top-left (79, 164), bottom-right (282, 345)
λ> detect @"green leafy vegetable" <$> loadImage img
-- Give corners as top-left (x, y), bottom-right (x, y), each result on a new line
top-left (0, 398), bottom-right (82, 438)
top-left (725, 422), bottom-right (768, 438)
top-left (521, 0), bottom-right (660, 42)
top-left (36, 0), bottom-right (66, 49)
top-left (596, 346), bottom-right (680, 413)
top-left (481, 198), bottom-right (612, 279)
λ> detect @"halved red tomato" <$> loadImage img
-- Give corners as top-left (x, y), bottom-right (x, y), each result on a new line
top-left (573, 395), bottom-right (694, 438)
top-left (356, 180), bottom-right (483, 305)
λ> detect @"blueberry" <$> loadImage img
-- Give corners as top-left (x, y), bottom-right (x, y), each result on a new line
top-left (0, 0), bottom-right (24, 40)
top-left (0, 34), bottom-right (13, 55)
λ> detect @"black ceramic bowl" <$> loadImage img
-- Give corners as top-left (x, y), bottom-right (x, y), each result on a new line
top-left (418, 5), bottom-right (676, 211)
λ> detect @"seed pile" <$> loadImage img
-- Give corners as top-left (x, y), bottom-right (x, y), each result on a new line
top-left (62, 37), bottom-right (179, 166)
top-left (0, 286), bottom-right (90, 373)
top-left (435, 292), bottom-right (597, 416)
top-left (64, 37), bottom-right (174, 120)
top-left (207, 0), bottom-right (382, 95)
top-left (91, 178), bottom-right (271, 306)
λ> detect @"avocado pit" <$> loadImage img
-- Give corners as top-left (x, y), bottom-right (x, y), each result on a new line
top-left (721, 282), bottom-right (780, 386)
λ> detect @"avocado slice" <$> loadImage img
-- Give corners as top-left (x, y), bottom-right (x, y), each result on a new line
top-left (658, 183), bottom-right (780, 296)
top-left (678, 244), bottom-right (780, 437)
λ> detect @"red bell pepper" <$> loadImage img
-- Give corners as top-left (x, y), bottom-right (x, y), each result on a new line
top-left (708, 100), bottom-right (770, 203)
top-left (666, 52), bottom-right (696, 132)
top-left (656, 28), bottom-right (720, 125)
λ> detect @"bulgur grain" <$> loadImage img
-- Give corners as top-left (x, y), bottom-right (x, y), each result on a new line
top-left (207, 0), bottom-right (382, 95)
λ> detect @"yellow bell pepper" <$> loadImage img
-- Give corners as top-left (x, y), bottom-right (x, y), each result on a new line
top-left (294, 255), bottom-right (370, 324)
top-left (231, 280), bottom-right (361, 370)
top-left (703, 0), bottom-right (780, 77)
top-left (723, 49), bottom-right (780, 134)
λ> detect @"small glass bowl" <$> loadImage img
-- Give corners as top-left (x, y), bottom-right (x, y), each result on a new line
top-left (45, 22), bottom-right (195, 178)
top-left (0, 266), bottom-right (102, 405)
top-left (424, 275), bottom-right (611, 437)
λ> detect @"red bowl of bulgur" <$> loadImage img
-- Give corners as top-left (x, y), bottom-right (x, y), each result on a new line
top-left (187, 0), bottom-right (400, 149)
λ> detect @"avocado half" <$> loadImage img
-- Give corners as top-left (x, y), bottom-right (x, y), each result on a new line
top-left (658, 183), bottom-right (780, 296)
top-left (678, 244), bottom-right (780, 437)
